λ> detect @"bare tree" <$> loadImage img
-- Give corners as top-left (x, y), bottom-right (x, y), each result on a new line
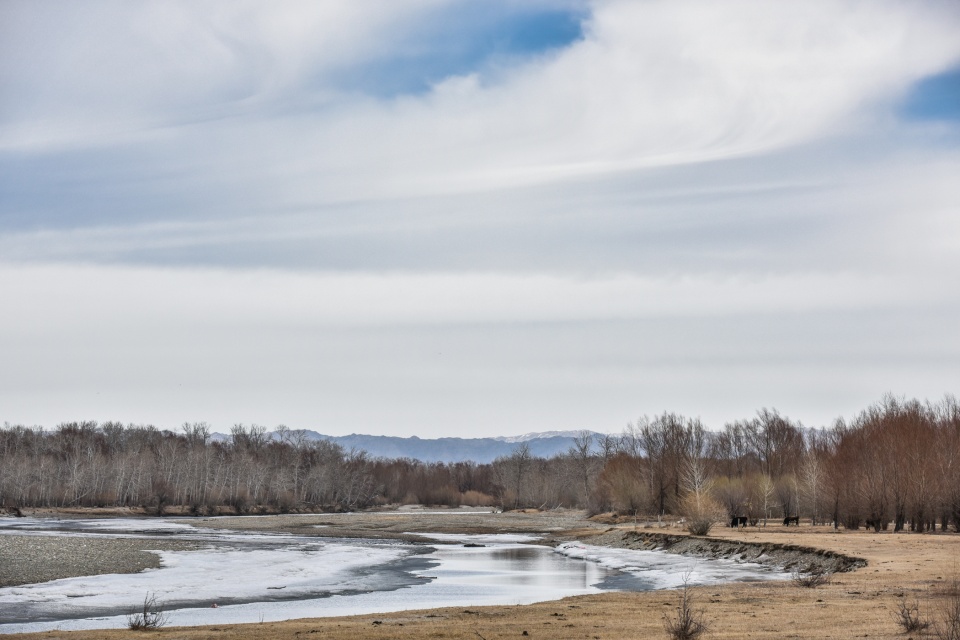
top-left (800, 446), bottom-right (825, 525)
top-left (493, 443), bottom-right (533, 510)
top-left (568, 431), bottom-right (597, 509)
top-left (756, 474), bottom-right (775, 526)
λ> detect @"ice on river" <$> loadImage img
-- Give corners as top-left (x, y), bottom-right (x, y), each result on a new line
top-left (411, 532), bottom-right (542, 544)
top-left (0, 541), bottom-right (412, 618)
top-left (555, 541), bottom-right (792, 589)
top-left (0, 518), bottom-right (787, 634)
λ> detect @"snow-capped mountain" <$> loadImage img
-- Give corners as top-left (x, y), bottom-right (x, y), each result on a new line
top-left (492, 430), bottom-right (602, 443)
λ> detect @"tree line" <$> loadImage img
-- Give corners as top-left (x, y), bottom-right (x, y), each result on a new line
top-left (0, 422), bottom-right (374, 514)
top-left (1, 395), bottom-right (958, 532)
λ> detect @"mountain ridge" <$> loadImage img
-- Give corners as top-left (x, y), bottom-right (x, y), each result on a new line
top-left (211, 429), bottom-right (603, 463)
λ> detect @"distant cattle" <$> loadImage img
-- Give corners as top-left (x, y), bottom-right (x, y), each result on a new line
top-left (730, 516), bottom-right (748, 528)
top-left (783, 516), bottom-right (800, 526)
top-left (865, 518), bottom-right (885, 532)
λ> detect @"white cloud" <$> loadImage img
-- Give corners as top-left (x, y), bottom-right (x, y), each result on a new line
top-left (0, 0), bottom-right (441, 150)
top-left (1, 263), bottom-right (958, 434)
top-left (4, 0), bottom-right (959, 191)
top-left (0, 263), bottom-right (945, 332)
top-left (2, 1), bottom-right (959, 435)
top-left (2, 135), bottom-right (958, 279)
top-left (261, 0), bottom-right (960, 201)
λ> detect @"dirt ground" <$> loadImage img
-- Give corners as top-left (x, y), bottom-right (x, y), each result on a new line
top-left (6, 511), bottom-right (960, 639)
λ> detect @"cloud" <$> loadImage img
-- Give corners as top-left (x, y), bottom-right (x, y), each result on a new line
top-left (0, 263), bottom-right (944, 331)
top-left (219, 0), bottom-right (960, 202)
top-left (4, 1), bottom-right (959, 258)
top-left (3, 1), bottom-right (959, 188)
top-left (0, 1), bottom-right (441, 149)
top-left (2, 1), bottom-right (959, 435)
top-left (1, 262), bottom-right (958, 434)
top-left (2, 133), bottom-right (959, 280)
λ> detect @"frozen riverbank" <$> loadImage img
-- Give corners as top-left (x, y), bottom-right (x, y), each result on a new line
top-left (0, 513), bottom-right (795, 634)
top-left (580, 529), bottom-right (867, 574)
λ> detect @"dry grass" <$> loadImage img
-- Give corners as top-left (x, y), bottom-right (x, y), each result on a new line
top-left (8, 521), bottom-right (960, 639)
top-left (932, 575), bottom-right (960, 640)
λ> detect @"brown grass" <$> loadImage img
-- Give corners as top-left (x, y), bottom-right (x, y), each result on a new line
top-left (8, 522), bottom-right (960, 639)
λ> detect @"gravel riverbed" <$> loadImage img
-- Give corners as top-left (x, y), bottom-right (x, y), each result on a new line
top-left (0, 535), bottom-right (202, 587)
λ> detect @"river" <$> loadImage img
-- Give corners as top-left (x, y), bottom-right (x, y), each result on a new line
top-left (0, 515), bottom-right (787, 633)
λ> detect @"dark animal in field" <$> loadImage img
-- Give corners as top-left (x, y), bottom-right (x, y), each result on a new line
top-left (730, 516), bottom-right (748, 528)
top-left (783, 515), bottom-right (800, 526)
top-left (865, 518), bottom-right (885, 531)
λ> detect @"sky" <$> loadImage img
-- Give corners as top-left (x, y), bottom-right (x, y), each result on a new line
top-left (1, 0), bottom-right (959, 438)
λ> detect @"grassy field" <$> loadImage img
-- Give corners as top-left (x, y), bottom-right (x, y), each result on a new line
top-left (7, 519), bottom-right (960, 639)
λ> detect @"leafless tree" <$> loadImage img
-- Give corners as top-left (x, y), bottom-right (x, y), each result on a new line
top-left (493, 443), bottom-right (533, 509)
top-left (568, 431), bottom-right (597, 508)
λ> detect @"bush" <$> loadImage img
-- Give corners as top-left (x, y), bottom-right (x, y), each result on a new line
top-left (128, 593), bottom-right (168, 631)
top-left (792, 566), bottom-right (832, 588)
top-left (891, 594), bottom-right (929, 634)
top-left (663, 576), bottom-right (710, 640)
top-left (686, 518), bottom-right (714, 536)
top-left (461, 490), bottom-right (495, 507)
top-left (680, 495), bottom-right (726, 537)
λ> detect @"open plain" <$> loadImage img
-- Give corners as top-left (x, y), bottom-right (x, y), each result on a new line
top-left (3, 509), bottom-right (959, 639)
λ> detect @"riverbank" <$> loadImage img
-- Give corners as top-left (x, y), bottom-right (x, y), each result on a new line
top-left (579, 528), bottom-right (867, 574)
top-left (3, 510), bottom-right (957, 638)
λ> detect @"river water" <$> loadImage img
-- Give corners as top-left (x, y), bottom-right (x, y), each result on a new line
top-left (0, 516), bottom-right (787, 633)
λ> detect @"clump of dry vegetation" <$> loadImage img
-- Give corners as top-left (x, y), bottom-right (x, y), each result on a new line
top-left (127, 593), bottom-right (168, 631)
top-left (891, 594), bottom-right (929, 634)
top-left (663, 575), bottom-right (710, 640)
top-left (792, 566), bottom-right (833, 588)
top-left (681, 495), bottom-right (726, 536)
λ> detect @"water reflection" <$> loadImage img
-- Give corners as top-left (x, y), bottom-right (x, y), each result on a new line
top-left (428, 543), bottom-right (615, 591)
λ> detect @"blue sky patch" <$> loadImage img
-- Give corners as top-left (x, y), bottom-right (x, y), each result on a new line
top-left (900, 66), bottom-right (960, 121)
top-left (334, 3), bottom-right (587, 98)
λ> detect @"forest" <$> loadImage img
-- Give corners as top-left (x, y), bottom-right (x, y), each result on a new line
top-left (1, 395), bottom-right (959, 534)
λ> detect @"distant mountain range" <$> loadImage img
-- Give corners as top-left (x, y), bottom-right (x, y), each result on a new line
top-left (212, 429), bottom-right (601, 463)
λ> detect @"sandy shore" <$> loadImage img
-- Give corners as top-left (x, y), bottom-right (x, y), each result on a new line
top-left (3, 510), bottom-right (958, 639)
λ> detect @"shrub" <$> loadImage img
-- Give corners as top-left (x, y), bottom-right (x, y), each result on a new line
top-left (891, 594), bottom-right (929, 634)
top-left (663, 576), bottom-right (710, 640)
top-left (680, 494), bottom-right (726, 537)
top-left (461, 490), bottom-right (495, 507)
top-left (792, 566), bottom-right (832, 588)
top-left (128, 593), bottom-right (168, 631)
top-left (686, 518), bottom-right (713, 536)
